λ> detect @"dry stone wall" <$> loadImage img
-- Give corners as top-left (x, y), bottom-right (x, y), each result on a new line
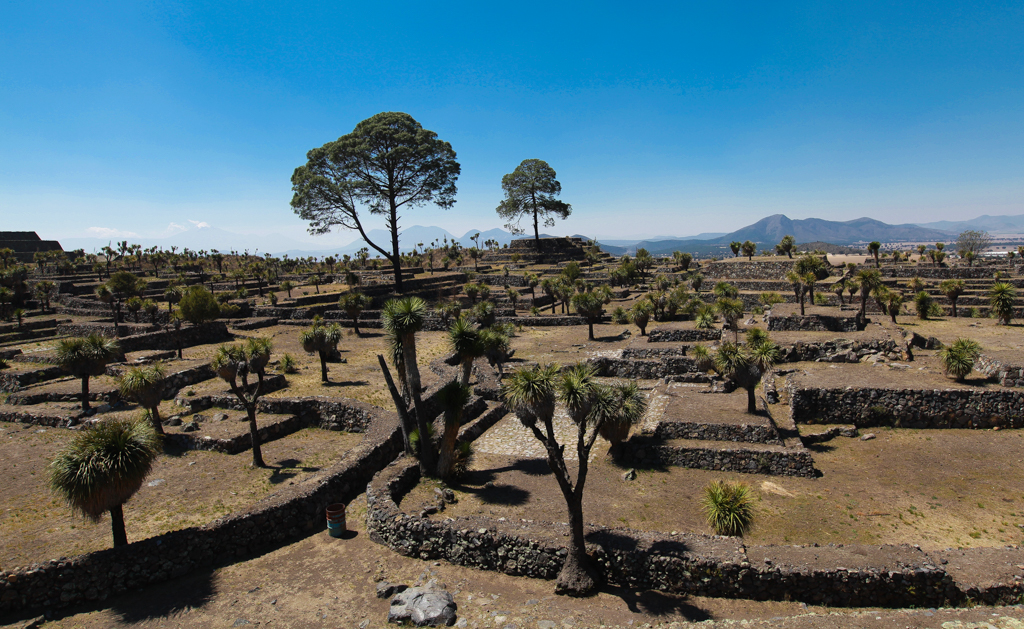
top-left (367, 459), bottom-right (1023, 608)
top-left (977, 354), bottom-right (1024, 388)
top-left (790, 386), bottom-right (1024, 428)
top-left (0, 403), bottom-right (403, 616)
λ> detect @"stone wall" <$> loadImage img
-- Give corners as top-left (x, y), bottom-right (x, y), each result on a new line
top-left (701, 260), bottom-right (799, 280)
top-left (590, 356), bottom-right (699, 379)
top-left (367, 459), bottom-right (1022, 607)
top-left (647, 328), bottom-right (722, 342)
top-left (652, 420), bottom-right (782, 445)
top-left (117, 322), bottom-right (230, 354)
top-left (766, 312), bottom-right (858, 333)
top-left (879, 266), bottom-right (1013, 279)
top-left (0, 402), bottom-right (404, 615)
top-left (618, 438), bottom-right (817, 477)
top-left (789, 386), bottom-right (1024, 428)
top-left (976, 354), bottom-right (1024, 388)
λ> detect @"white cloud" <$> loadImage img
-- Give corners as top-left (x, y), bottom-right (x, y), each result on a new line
top-left (188, 220), bottom-right (211, 229)
top-left (86, 227), bottom-right (139, 238)
top-left (164, 222), bottom-right (188, 234)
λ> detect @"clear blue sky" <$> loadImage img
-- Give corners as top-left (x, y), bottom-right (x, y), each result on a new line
top-left (2, 1), bottom-right (1023, 246)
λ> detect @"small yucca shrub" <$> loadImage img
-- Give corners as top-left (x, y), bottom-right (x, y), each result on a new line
top-left (939, 337), bottom-right (982, 382)
top-left (278, 353), bottom-right (298, 374)
top-left (702, 480), bottom-right (755, 537)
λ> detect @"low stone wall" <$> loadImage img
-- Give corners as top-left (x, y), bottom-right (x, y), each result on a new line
top-left (56, 322), bottom-right (160, 339)
top-left (229, 317), bottom-right (279, 331)
top-left (766, 312), bottom-right (858, 333)
top-left (108, 362), bottom-right (215, 400)
top-left (880, 266), bottom-right (1011, 279)
top-left (977, 354), bottom-right (1024, 388)
top-left (621, 346), bottom-right (687, 359)
top-left (3, 365), bottom-right (65, 389)
top-left (647, 328), bottom-right (722, 343)
top-left (118, 321), bottom-right (231, 354)
top-left (591, 356), bottom-right (698, 379)
top-left (652, 421), bottom-right (782, 445)
top-left (779, 337), bottom-right (901, 363)
top-left (790, 386), bottom-right (1024, 428)
top-left (0, 402), bottom-right (404, 615)
top-left (166, 413), bottom-right (309, 454)
top-left (619, 438), bottom-right (817, 477)
top-left (368, 459), bottom-right (1022, 607)
top-left (501, 315), bottom-right (586, 327)
top-left (702, 260), bottom-right (799, 280)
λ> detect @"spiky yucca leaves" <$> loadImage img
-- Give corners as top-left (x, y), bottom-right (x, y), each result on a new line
top-left (338, 291), bottom-right (371, 335)
top-left (300, 318), bottom-right (342, 382)
top-left (628, 300), bottom-right (654, 336)
top-left (595, 381), bottom-right (648, 450)
top-left (117, 363), bottom-right (167, 434)
top-left (435, 379), bottom-right (472, 479)
top-left (913, 291), bottom-right (934, 320)
top-left (557, 362), bottom-right (598, 425)
top-left (503, 363), bottom-right (559, 429)
top-left (710, 334), bottom-right (781, 414)
top-left (477, 327), bottom-right (511, 377)
top-left (448, 316), bottom-right (483, 386)
top-left (939, 338), bottom-right (982, 382)
top-left (694, 303), bottom-right (716, 330)
top-left (939, 279), bottom-right (965, 317)
top-left (989, 282), bottom-right (1017, 325)
top-left (49, 417), bottom-right (160, 547)
top-left (702, 480), bottom-right (755, 537)
top-left (56, 334), bottom-right (121, 411)
top-left (691, 343), bottom-right (712, 371)
top-left (572, 291), bottom-right (605, 340)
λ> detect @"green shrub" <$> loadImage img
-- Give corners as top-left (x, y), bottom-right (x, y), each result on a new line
top-left (278, 353), bottom-right (298, 374)
top-left (939, 338), bottom-right (982, 382)
top-left (913, 291), bottom-right (934, 319)
top-left (702, 480), bottom-right (755, 536)
top-left (813, 293), bottom-right (828, 306)
top-left (218, 303), bottom-right (242, 318)
top-left (611, 306), bottom-right (629, 324)
top-left (177, 286), bottom-right (220, 325)
top-left (964, 306), bottom-right (980, 318)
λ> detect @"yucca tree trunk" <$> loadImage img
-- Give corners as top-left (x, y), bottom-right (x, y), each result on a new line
top-left (81, 376), bottom-right (91, 411)
top-left (110, 503), bottom-right (128, 547)
top-left (556, 493), bottom-right (597, 596)
top-left (437, 412), bottom-right (462, 479)
top-left (148, 404), bottom-right (165, 435)
top-left (460, 360), bottom-right (473, 387)
top-left (247, 404), bottom-right (265, 467)
top-left (746, 386), bottom-right (757, 414)
top-left (318, 351), bottom-right (329, 382)
top-left (402, 333), bottom-right (435, 473)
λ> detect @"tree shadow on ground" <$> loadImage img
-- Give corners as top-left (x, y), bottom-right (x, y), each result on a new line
top-left (805, 442), bottom-right (837, 454)
top-left (450, 458), bottom-right (552, 506)
top-left (268, 458), bottom-right (321, 484)
top-left (109, 566), bottom-right (216, 624)
top-left (321, 380), bottom-right (370, 388)
top-left (600, 585), bottom-right (711, 621)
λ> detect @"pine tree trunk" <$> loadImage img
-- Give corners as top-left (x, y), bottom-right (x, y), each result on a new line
top-left (247, 405), bottom-right (265, 467)
top-left (110, 503), bottom-right (128, 548)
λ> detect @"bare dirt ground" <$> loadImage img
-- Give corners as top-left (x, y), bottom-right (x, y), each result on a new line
top-left (5, 499), bottom-right (1023, 629)
top-left (410, 417), bottom-right (1024, 551)
top-left (0, 425), bottom-right (362, 567)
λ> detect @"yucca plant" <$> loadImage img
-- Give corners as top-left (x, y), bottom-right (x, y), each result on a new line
top-left (300, 317), bottom-right (343, 383)
top-left (913, 291), bottom-right (934, 319)
top-left (212, 337), bottom-right (273, 467)
top-left (989, 282), bottom-right (1017, 325)
top-left (49, 417), bottom-right (160, 547)
top-left (338, 292), bottom-right (371, 336)
top-left (702, 480), bottom-right (756, 537)
top-left (628, 300), bottom-right (654, 336)
top-left (694, 304), bottom-right (717, 330)
top-left (939, 338), bottom-right (982, 382)
top-left (278, 352), bottom-right (298, 374)
top-left (56, 334), bottom-right (121, 411)
top-left (117, 363), bottom-right (167, 434)
top-left (448, 316), bottom-right (483, 386)
top-left (595, 381), bottom-right (648, 456)
top-left (383, 296), bottom-right (434, 473)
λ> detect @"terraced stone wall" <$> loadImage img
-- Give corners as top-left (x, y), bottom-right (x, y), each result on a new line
top-left (790, 386), bottom-right (1024, 428)
top-left (367, 459), bottom-right (1022, 608)
top-left (0, 404), bottom-right (403, 615)
top-left (976, 354), bottom-right (1024, 388)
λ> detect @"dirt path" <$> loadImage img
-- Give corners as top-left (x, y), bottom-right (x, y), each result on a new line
top-left (4, 496), bottom-right (1023, 629)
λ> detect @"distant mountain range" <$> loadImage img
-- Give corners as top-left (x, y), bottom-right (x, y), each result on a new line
top-left (54, 212), bottom-right (1024, 259)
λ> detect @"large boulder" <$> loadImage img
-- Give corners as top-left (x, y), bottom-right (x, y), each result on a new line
top-left (387, 584), bottom-right (457, 627)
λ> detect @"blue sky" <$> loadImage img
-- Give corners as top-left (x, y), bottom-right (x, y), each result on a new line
top-left (2, 1), bottom-right (1023, 247)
